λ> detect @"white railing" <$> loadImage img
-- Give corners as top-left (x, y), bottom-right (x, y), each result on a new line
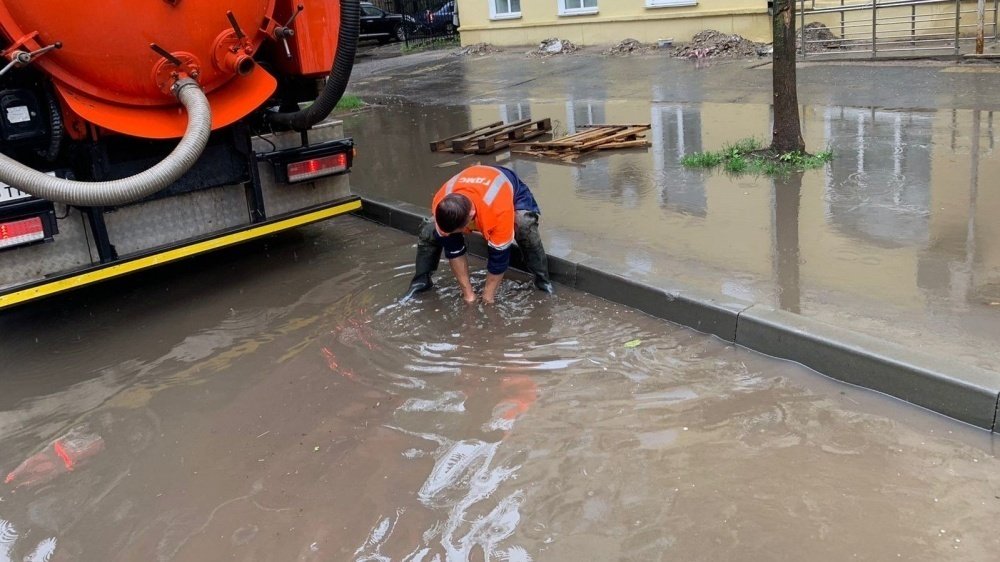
top-left (798, 0), bottom-right (999, 57)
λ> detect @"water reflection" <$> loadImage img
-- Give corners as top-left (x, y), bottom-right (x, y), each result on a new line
top-left (823, 107), bottom-right (932, 249)
top-left (347, 98), bottom-right (1000, 370)
top-left (653, 104), bottom-right (706, 217)
top-left (918, 109), bottom-right (988, 309)
top-left (500, 102), bottom-right (531, 123)
top-left (344, 104), bottom-right (475, 205)
top-left (773, 174), bottom-right (802, 314)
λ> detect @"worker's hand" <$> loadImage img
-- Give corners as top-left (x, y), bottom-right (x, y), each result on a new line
top-left (462, 289), bottom-right (477, 304)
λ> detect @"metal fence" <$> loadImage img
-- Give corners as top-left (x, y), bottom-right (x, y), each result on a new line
top-left (365, 0), bottom-right (459, 47)
top-left (799, 0), bottom-right (1000, 57)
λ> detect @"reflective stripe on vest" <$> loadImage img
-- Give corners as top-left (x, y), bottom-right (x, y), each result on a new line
top-left (483, 173), bottom-right (510, 206)
top-left (443, 168), bottom-right (510, 206)
top-left (444, 173), bottom-right (460, 195)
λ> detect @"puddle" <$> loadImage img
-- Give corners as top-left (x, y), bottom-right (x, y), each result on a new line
top-left (1, 218), bottom-right (999, 560)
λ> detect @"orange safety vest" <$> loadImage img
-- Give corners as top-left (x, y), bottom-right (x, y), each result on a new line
top-left (432, 165), bottom-right (515, 250)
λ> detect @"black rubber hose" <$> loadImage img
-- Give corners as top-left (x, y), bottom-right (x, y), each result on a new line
top-left (40, 82), bottom-right (63, 162)
top-left (268, 0), bottom-right (360, 131)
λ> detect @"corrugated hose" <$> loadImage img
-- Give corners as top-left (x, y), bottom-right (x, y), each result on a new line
top-left (0, 78), bottom-right (211, 207)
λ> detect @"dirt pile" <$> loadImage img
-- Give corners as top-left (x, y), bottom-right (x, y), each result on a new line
top-left (673, 30), bottom-right (770, 59)
top-left (529, 38), bottom-right (579, 57)
top-left (800, 22), bottom-right (842, 51)
top-left (456, 43), bottom-right (503, 56)
top-left (604, 38), bottom-right (655, 56)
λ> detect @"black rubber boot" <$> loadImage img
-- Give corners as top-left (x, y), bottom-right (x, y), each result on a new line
top-left (406, 220), bottom-right (443, 299)
top-left (534, 276), bottom-right (555, 294)
top-left (515, 211), bottom-right (554, 294)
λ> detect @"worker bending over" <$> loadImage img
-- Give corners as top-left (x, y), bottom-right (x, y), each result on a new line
top-left (406, 165), bottom-right (553, 304)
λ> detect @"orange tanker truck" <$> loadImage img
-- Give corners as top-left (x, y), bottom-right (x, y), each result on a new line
top-left (0, 0), bottom-right (362, 309)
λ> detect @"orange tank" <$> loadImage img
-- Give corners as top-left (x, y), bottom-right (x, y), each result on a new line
top-left (273, 0), bottom-right (342, 77)
top-left (0, 0), bottom-right (286, 139)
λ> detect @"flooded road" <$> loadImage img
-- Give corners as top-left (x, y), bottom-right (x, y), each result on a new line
top-left (2, 217), bottom-right (1000, 561)
top-left (346, 99), bottom-right (1000, 374)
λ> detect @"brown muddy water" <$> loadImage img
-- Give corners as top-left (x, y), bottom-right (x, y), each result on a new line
top-left (1, 217), bottom-right (999, 561)
top-left (346, 102), bottom-right (1000, 374)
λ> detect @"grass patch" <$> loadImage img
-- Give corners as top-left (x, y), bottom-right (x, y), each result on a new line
top-left (724, 155), bottom-right (749, 174)
top-left (723, 138), bottom-right (764, 156)
top-left (680, 152), bottom-right (723, 167)
top-left (401, 35), bottom-right (461, 54)
top-left (334, 95), bottom-right (366, 112)
top-left (681, 137), bottom-right (833, 176)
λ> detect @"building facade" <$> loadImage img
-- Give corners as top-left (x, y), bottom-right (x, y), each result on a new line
top-left (454, 0), bottom-right (988, 49)
top-left (454, 0), bottom-right (772, 47)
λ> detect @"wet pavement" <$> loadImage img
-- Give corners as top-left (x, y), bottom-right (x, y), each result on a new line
top-left (2, 217), bottom-right (1000, 561)
top-left (351, 42), bottom-right (458, 82)
top-left (345, 53), bottom-right (1000, 374)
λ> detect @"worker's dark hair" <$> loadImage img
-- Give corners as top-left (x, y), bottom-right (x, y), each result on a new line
top-left (435, 194), bottom-right (472, 234)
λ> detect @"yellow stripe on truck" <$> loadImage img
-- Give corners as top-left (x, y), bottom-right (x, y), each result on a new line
top-left (0, 200), bottom-right (362, 310)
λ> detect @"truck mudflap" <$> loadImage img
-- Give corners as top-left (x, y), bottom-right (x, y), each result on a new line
top-left (0, 196), bottom-right (360, 310)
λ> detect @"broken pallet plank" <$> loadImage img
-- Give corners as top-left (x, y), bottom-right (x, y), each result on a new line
top-left (575, 127), bottom-right (650, 150)
top-left (596, 139), bottom-right (651, 150)
top-left (510, 131), bottom-right (623, 150)
top-left (533, 126), bottom-right (617, 144)
top-left (510, 140), bottom-right (583, 150)
top-left (511, 151), bottom-right (587, 167)
top-left (547, 127), bottom-right (616, 142)
top-left (577, 123), bottom-right (651, 129)
top-left (551, 126), bottom-right (623, 145)
top-left (509, 122), bottom-right (650, 162)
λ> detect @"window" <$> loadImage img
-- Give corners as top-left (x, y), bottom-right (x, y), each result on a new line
top-left (646, 0), bottom-right (697, 8)
top-left (559, 0), bottom-right (598, 16)
top-left (362, 5), bottom-right (383, 16)
top-left (490, 0), bottom-right (521, 20)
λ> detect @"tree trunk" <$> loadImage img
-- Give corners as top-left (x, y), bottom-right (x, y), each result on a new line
top-left (771, 0), bottom-right (805, 154)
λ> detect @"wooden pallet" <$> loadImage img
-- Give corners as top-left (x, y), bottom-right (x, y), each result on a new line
top-left (510, 124), bottom-right (651, 162)
top-left (430, 119), bottom-right (553, 155)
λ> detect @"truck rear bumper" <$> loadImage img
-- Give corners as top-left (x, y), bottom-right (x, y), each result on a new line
top-left (0, 197), bottom-right (360, 310)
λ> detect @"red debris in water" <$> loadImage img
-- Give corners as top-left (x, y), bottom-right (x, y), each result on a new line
top-left (321, 347), bottom-right (339, 370)
top-left (498, 376), bottom-right (538, 422)
top-left (4, 428), bottom-right (104, 489)
top-left (321, 347), bottom-right (358, 381)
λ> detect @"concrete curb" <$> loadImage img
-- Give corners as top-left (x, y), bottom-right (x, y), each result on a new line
top-left (736, 306), bottom-right (1000, 430)
top-left (355, 196), bottom-right (1000, 432)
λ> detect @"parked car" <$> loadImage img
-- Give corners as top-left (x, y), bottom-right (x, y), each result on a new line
top-left (360, 2), bottom-right (418, 43)
top-left (420, 1), bottom-right (458, 35)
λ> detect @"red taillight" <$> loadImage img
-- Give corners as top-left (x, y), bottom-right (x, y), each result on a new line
top-left (286, 153), bottom-right (349, 183)
top-left (0, 216), bottom-right (44, 249)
